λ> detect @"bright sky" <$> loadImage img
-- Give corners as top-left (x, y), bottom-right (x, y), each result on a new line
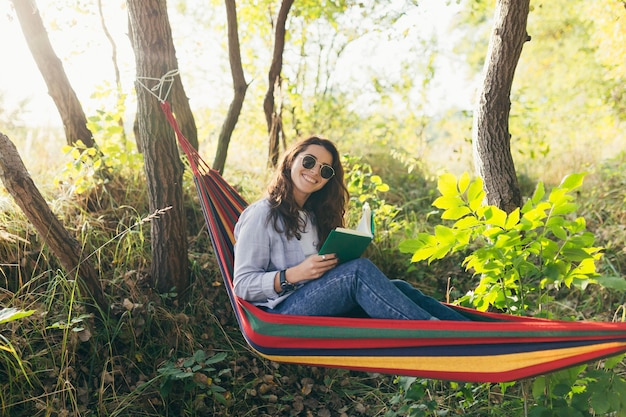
top-left (0, 1), bottom-right (475, 128)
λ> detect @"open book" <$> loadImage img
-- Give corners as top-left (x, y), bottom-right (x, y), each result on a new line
top-left (318, 203), bottom-right (374, 263)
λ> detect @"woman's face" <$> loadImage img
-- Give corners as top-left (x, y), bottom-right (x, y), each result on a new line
top-left (290, 144), bottom-right (333, 207)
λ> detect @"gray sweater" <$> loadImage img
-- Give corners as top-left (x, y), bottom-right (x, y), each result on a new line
top-left (233, 199), bottom-right (311, 308)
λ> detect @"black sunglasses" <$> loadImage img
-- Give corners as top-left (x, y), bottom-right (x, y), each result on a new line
top-left (300, 154), bottom-right (335, 179)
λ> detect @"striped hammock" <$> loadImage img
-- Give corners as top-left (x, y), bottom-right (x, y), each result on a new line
top-left (162, 101), bottom-right (626, 383)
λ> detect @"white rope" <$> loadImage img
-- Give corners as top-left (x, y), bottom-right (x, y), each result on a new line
top-left (136, 69), bottom-right (179, 103)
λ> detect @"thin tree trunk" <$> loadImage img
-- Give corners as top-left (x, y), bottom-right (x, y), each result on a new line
top-left (0, 132), bottom-right (106, 314)
top-left (127, 0), bottom-right (189, 295)
top-left (264, 0), bottom-right (294, 167)
top-left (213, 0), bottom-right (249, 174)
top-left (97, 0), bottom-right (127, 144)
top-left (472, 0), bottom-right (530, 213)
top-left (11, 0), bottom-right (95, 148)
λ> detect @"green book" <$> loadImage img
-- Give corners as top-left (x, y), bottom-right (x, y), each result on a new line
top-left (319, 203), bottom-right (374, 263)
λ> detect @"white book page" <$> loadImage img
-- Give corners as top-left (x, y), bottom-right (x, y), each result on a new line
top-left (355, 203), bottom-right (372, 237)
top-left (332, 203), bottom-right (373, 237)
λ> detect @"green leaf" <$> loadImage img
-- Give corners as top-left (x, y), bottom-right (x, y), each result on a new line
top-left (437, 173), bottom-right (459, 197)
top-left (548, 188), bottom-right (570, 206)
top-left (434, 225), bottom-right (456, 244)
top-left (433, 195), bottom-right (465, 210)
top-left (0, 308), bottom-right (35, 325)
top-left (431, 243), bottom-right (454, 260)
top-left (546, 215), bottom-right (564, 227)
top-left (561, 248), bottom-right (593, 262)
top-left (523, 206), bottom-right (549, 222)
top-left (193, 350), bottom-right (207, 362)
top-left (398, 238), bottom-right (422, 254)
top-left (531, 181), bottom-right (546, 204)
top-left (552, 202), bottom-right (578, 216)
top-left (375, 183), bottom-right (390, 192)
top-left (411, 247), bottom-right (437, 263)
top-left (483, 206), bottom-right (507, 228)
top-left (467, 178), bottom-right (485, 211)
top-left (458, 172), bottom-right (471, 194)
top-left (205, 352), bottom-right (228, 364)
top-left (590, 391), bottom-right (611, 414)
top-left (553, 383), bottom-right (572, 397)
top-left (559, 172), bottom-right (586, 191)
top-left (594, 276), bottom-right (626, 291)
top-left (549, 224), bottom-right (568, 240)
top-left (453, 216), bottom-right (481, 230)
top-left (441, 206), bottom-right (471, 220)
top-left (504, 208), bottom-right (520, 229)
top-left (604, 353), bottom-right (625, 369)
top-left (399, 234), bottom-right (436, 254)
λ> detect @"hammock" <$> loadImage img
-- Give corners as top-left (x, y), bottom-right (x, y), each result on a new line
top-left (159, 101), bottom-right (626, 383)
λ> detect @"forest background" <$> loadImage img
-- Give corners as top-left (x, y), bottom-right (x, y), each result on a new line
top-left (1, 0), bottom-right (626, 416)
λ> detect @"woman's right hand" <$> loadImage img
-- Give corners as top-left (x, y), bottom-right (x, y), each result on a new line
top-left (289, 253), bottom-right (339, 283)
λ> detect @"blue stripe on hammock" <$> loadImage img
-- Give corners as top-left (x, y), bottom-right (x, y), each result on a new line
top-left (244, 337), bottom-right (626, 358)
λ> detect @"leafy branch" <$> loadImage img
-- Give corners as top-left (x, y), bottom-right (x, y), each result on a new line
top-left (400, 172), bottom-right (603, 314)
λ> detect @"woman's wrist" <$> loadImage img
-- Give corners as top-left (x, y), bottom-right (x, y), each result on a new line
top-left (278, 268), bottom-right (297, 294)
top-left (284, 267), bottom-right (293, 283)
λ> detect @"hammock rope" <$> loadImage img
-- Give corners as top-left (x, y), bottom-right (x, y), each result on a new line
top-left (136, 69), bottom-right (179, 104)
top-left (146, 73), bottom-right (626, 383)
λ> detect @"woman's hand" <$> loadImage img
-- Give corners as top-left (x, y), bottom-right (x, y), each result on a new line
top-left (289, 253), bottom-right (338, 283)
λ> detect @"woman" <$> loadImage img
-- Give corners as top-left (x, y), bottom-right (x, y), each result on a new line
top-left (233, 136), bottom-right (468, 321)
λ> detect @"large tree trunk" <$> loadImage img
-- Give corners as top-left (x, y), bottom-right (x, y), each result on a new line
top-left (127, 0), bottom-right (189, 295)
top-left (472, 0), bottom-right (530, 213)
top-left (127, 10), bottom-right (198, 154)
top-left (264, 0), bottom-right (294, 167)
top-left (0, 132), bottom-right (106, 314)
top-left (212, 0), bottom-right (249, 174)
top-left (11, 0), bottom-right (95, 148)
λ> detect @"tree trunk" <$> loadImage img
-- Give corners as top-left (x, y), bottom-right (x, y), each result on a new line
top-left (264, 0), bottom-right (294, 167)
top-left (11, 0), bottom-right (95, 148)
top-left (127, 0), bottom-right (189, 295)
top-left (170, 71), bottom-right (199, 152)
top-left (472, 0), bottom-right (530, 213)
top-left (0, 132), bottom-right (106, 314)
top-left (97, 0), bottom-right (128, 143)
top-left (213, 0), bottom-right (249, 174)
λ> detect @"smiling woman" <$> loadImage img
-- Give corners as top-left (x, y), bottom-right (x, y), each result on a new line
top-left (232, 135), bottom-right (469, 321)
top-left (289, 146), bottom-right (336, 207)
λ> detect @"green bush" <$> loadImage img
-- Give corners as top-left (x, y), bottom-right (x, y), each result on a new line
top-left (400, 172), bottom-right (604, 316)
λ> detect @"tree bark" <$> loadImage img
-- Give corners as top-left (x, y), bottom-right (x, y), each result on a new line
top-left (213, 0), bottom-right (249, 174)
top-left (127, 0), bottom-right (189, 295)
top-left (11, 0), bottom-right (95, 148)
top-left (472, 0), bottom-right (530, 213)
top-left (0, 132), bottom-right (106, 314)
top-left (127, 7), bottom-right (197, 155)
top-left (264, 0), bottom-right (294, 167)
top-left (170, 69), bottom-right (199, 152)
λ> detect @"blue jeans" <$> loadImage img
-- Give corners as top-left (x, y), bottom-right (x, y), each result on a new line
top-left (271, 258), bottom-right (468, 321)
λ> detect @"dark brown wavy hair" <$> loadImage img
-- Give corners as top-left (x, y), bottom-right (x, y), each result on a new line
top-left (267, 136), bottom-right (349, 247)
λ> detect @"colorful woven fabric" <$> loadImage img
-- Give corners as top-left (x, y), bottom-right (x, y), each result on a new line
top-left (162, 101), bottom-right (626, 383)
